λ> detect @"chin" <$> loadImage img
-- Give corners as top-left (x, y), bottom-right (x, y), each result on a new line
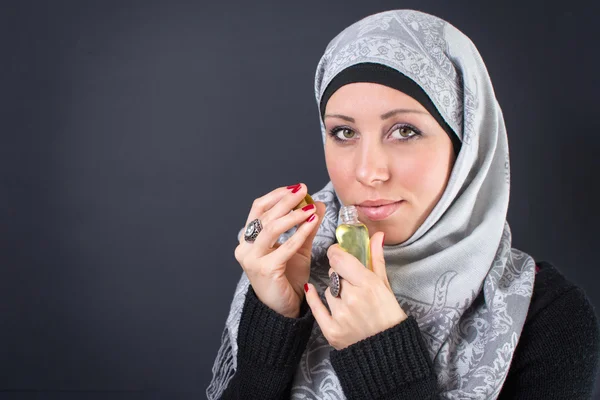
top-left (368, 218), bottom-right (414, 242)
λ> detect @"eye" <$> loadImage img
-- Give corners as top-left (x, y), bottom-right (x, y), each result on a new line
top-left (390, 125), bottom-right (420, 141)
top-left (329, 127), bottom-right (356, 142)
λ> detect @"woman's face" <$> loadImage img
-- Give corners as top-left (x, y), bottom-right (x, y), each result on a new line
top-left (323, 82), bottom-right (456, 245)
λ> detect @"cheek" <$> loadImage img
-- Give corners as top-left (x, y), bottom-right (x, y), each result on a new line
top-left (395, 146), bottom-right (453, 201)
top-left (325, 146), bottom-right (355, 200)
top-left (325, 146), bottom-right (350, 182)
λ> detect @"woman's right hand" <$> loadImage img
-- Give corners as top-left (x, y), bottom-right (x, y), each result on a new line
top-left (234, 183), bottom-right (326, 318)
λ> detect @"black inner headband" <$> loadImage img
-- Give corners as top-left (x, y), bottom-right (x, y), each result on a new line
top-left (319, 63), bottom-right (461, 155)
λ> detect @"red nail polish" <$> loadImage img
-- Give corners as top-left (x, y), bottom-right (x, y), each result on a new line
top-left (287, 183), bottom-right (301, 190)
top-left (302, 204), bottom-right (315, 211)
top-left (292, 185), bottom-right (302, 194)
top-left (306, 214), bottom-right (316, 223)
top-left (304, 283), bottom-right (309, 293)
top-left (382, 234), bottom-right (385, 247)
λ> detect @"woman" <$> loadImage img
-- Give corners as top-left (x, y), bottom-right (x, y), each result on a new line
top-left (207, 9), bottom-right (600, 399)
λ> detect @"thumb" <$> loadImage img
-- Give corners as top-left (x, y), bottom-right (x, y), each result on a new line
top-left (304, 283), bottom-right (335, 332)
top-left (370, 232), bottom-right (391, 290)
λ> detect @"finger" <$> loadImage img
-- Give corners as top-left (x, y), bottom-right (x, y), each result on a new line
top-left (260, 183), bottom-right (309, 227)
top-left (370, 232), bottom-right (391, 290)
top-left (239, 184), bottom-right (303, 245)
top-left (327, 244), bottom-right (373, 286)
top-left (296, 201), bottom-right (326, 259)
top-left (304, 283), bottom-right (337, 333)
top-left (245, 184), bottom-right (302, 226)
top-left (265, 211), bottom-right (320, 265)
top-left (327, 267), bottom-right (355, 289)
top-left (252, 204), bottom-right (318, 254)
top-left (324, 275), bottom-right (344, 311)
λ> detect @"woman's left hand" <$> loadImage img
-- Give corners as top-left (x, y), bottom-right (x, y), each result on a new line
top-left (305, 232), bottom-right (408, 350)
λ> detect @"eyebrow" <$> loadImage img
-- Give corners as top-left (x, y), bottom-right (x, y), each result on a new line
top-left (324, 108), bottom-right (428, 123)
top-left (324, 114), bottom-right (355, 123)
top-left (380, 108), bottom-right (428, 119)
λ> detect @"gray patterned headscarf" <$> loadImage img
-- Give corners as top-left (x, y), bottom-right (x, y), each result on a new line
top-left (208, 9), bottom-right (535, 400)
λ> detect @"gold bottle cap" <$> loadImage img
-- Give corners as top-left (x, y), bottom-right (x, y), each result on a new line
top-left (293, 194), bottom-right (315, 210)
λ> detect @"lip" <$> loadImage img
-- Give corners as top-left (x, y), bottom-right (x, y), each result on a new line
top-left (356, 200), bottom-right (404, 221)
top-left (357, 199), bottom-right (399, 207)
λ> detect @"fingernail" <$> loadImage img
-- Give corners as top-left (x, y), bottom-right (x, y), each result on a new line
top-left (382, 234), bottom-right (385, 247)
top-left (304, 283), bottom-right (309, 293)
top-left (306, 214), bottom-right (316, 223)
top-left (292, 185), bottom-right (302, 194)
top-left (302, 204), bottom-right (315, 211)
top-left (287, 183), bottom-right (301, 190)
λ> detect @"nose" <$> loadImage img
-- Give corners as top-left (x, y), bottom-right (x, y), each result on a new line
top-left (355, 138), bottom-right (390, 186)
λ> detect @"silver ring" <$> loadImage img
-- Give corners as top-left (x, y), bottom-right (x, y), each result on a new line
top-left (329, 271), bottom-right (341, 297)
top-left (244, 219), bottom-right (263, 243)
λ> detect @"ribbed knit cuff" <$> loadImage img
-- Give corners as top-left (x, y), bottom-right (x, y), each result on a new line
top-left (330, 316), bottom-right (436, 399)
top-left (237, 286), bottom-right (315, 369)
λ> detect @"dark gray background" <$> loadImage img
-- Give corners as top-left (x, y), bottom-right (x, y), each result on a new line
top-left (1, 0), bottom-right (599, 399)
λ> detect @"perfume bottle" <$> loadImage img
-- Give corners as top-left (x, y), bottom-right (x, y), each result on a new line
top-left (335, 205), bottom-right (372, 270)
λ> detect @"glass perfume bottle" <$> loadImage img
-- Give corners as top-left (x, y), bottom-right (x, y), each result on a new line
top-left (335, 205), bottom-right (372, 270)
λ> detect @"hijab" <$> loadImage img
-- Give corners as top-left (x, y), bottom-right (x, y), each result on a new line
top-left (208, 10), bottom-right (535, 399)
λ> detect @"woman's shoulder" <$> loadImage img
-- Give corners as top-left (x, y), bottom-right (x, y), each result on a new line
top-left (527, 261), bottom-right (597, 325)
top-left (525, 260), bottom-right (600, 346)
top-left (502, 262), bottom-right (600, 398)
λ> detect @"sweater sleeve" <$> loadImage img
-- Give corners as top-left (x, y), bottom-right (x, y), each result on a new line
top-left (221, 286), bottom-right (315, 400)
top-left (497, 286), bottom-right (600, 399)
top-left (330, 316), bottom-right (438, 400)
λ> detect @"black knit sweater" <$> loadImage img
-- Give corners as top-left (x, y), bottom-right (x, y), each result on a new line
top-left (220, 262), bottom-right (600, 399)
